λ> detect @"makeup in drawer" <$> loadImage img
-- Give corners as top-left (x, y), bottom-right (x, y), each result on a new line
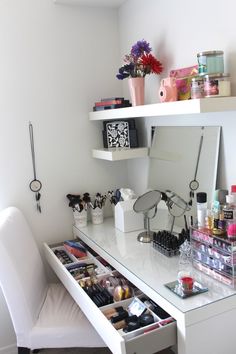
top-left (51, 242), bottom-right (109, 275)
top-left (44, 242), bottom-right (176, 354)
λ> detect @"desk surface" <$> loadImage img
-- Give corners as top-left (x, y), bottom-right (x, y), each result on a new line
top-left (74, 218), bottom-right (236, 317)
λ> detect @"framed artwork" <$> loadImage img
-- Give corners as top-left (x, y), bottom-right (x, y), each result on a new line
top-left (106, 121), bottom-right (130, 148)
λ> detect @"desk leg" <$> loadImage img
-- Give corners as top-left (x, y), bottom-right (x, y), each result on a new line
top-left (177, 307), bottom-right (236, 354)
top-left (176, 319), bottom-right (188, 354)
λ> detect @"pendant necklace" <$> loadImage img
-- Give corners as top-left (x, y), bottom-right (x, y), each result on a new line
top-left (189, 127), bottom-right (204, 206)
top-left (29, 122), bottom-right (42, 212)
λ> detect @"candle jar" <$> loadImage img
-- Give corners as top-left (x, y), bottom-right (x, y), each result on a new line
top-left (197, 50), bottom-right (224, 75)
top-left (191, 77), bottom-right (204, 99)
top-left (204, 73), bottom-right (231, 97)
top-left (179, 276), bottom-right (194, 294)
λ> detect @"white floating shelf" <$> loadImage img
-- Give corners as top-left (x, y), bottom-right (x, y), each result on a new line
top-left (92, 147), bottom-right (148, 161)
top-left (89, 96), bottom-right (236, 121)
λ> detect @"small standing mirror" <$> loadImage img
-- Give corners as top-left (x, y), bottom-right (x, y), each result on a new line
top-left (133, 190), bottom-right (162, 243)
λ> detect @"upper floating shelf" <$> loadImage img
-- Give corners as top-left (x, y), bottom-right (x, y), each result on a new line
top-left (89, 96), bottom-right (236, 121)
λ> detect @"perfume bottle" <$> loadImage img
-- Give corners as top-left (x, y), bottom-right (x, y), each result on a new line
top-left (223, 194), bottom-right (236, 226)
top-left (177, 240), bottom-right (193, 280)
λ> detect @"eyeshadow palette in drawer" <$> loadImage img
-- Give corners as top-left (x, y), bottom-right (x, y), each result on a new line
top-left (66, 258), bottom-right (109, 278)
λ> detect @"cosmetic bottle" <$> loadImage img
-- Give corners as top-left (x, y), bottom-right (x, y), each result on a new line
top-left (205, 208), bottom-right (214, 230)
top-left (214, 189), bottom-right (228, 206)
top-left (211, 200), bottom-right (227, 236)
top-left (227, 224), bottom-right (236, 240)
top-left (223, 194), bottom-right (236, 226)
top-left (214, 189), bottom-right (228, 232)
top-left (231, 185), bottom-right (236, 195)
top-left (178, 240), bottom-right (193, 281)
top-left (206, 190), bottom-right (227, 231)
top-left (196, 192), bottom-right (207, 228)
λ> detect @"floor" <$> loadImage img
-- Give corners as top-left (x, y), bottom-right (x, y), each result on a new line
top-left (35, 348), bottom-right (174, 354)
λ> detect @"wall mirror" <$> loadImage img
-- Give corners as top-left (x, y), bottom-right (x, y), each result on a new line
top-left (148, 126), bottom-right (221, 229)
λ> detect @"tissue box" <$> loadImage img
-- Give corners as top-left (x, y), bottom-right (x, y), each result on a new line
top-left (115, 199), bottom-right (143, 233)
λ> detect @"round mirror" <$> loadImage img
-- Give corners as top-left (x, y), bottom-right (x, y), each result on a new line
top-left (133, 190), bottom-right (162, 213)
top-left (133, 190), bottom-right (162, 243)
top-left (165, 190), bottom-right (191, 217)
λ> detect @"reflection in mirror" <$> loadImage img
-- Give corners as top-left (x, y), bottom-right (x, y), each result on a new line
top-left (164, 190), bottom-right (191, 218)
top-left (148, 126), bottom-right (221, 229)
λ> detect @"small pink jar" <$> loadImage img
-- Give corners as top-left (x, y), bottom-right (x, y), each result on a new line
top-left (191, 77), bottom-right (204, 99)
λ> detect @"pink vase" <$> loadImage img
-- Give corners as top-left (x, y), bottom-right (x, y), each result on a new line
top-left (128, 77), bottom-right (145, 106)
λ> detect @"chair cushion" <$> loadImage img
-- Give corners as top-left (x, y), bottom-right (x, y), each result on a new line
top-left (29, 283), bottom-right (106, 349)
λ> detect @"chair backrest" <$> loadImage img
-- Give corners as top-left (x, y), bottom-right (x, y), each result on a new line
top-left (0, 207), bottom-right (48, 342)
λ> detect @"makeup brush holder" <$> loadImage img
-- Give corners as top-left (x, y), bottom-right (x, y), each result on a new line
top-left (91, 207), bottom-right (104, 225)
top-left (73, 209), bottom-right (88, 228)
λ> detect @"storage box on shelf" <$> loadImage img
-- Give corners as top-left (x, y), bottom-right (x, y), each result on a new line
top-left (44, 239), bottom-right (177, 354)
top-left (190, 227), bottom-right (236, 288)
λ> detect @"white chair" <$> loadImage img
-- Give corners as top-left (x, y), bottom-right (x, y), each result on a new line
top-left (0, 207), bottom-right (106, 354)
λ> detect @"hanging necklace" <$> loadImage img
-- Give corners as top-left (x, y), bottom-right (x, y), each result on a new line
top-left (29, 122), bottom-right (42, 212)
top-left (189, 127), bottom-right (204, 206)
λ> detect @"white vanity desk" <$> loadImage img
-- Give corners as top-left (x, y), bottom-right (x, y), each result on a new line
top-left (73, 218), bottom-right (236, 354)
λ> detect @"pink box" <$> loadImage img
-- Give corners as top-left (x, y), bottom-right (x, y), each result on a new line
top-left (170, 65), bottom-right (198, 100)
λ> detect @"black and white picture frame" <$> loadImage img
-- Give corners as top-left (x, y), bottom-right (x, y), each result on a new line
top-left (106, 121), bottom-right (130, 148)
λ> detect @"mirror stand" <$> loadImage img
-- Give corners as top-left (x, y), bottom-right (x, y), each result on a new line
top-left (169, 215), bottom-right (176, 234)
top-left (133, 190), bottom-right (161, 243)
top-left (137, 212), bottom-right (155, 243)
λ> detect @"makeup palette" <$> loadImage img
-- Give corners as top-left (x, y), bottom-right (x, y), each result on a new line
top-left (53, 249), bottom-right (74, 265)
top-left (63, 240), bottom-right (87, 258)
top-left (102, 295), bottom-right (175, 335)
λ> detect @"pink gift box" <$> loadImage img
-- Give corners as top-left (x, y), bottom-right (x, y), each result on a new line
top-left (170, 65), bottom-right (198, 100)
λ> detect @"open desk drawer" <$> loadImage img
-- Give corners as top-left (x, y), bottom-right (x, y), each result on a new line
top-left (44, 242), bottom-right (176, 354)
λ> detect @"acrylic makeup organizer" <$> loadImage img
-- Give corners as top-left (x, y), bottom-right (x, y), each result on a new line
top-left (190, 227), bottom-right (236, 288)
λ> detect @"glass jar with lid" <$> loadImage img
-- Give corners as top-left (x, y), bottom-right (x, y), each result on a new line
top-left (197, 50), bottom-right (224, 75)
top-left (204, 73), bottom-right (231, 97)
top-left (191, 76), bottom-right (204, 99)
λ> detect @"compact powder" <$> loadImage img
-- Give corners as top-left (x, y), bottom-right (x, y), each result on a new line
top-left (139, 313), bottom-right (154, 326)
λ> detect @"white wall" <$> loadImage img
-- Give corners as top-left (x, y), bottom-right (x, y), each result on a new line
top-left (118, 0), bottom-right (236, 195)
top-left (0, 0), bottom-right (126, 351)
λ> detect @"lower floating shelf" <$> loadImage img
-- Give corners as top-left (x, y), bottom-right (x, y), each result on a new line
top-left (92, 147), bottom-right (149, 161)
